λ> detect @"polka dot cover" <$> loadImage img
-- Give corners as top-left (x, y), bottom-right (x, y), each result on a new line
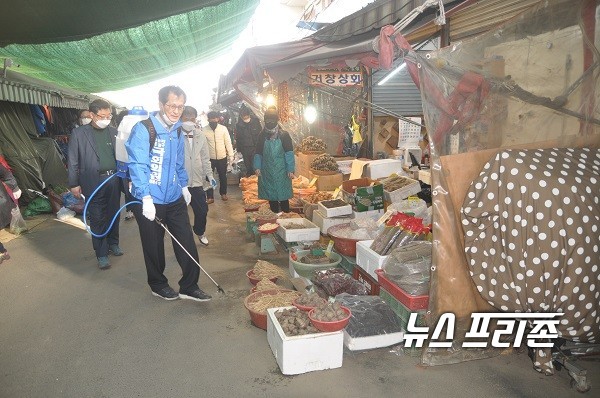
top-left (461, 148), bottom-right (599, 371)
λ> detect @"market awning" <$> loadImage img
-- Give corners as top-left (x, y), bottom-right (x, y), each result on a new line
top-left (1, 69), bottom-right (97, 109)
top-left (0, 0), bottom-right (259, 93)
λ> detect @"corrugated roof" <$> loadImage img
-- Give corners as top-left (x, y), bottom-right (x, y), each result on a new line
top-left (0, 69), bottom-right (97, 109)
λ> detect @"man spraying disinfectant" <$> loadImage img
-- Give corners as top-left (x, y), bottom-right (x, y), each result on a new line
top-left (125, 85), bottom-right (217, 302)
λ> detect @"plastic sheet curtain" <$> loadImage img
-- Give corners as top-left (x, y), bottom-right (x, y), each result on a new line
top-left (390, 0), bottom-right (600, 365)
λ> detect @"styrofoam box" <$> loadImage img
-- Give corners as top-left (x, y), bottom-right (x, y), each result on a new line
top-left (276, 218), bottom-right (320, 242)
top-left (312, 209), bottom-right (352, 235)
top-left (383, 176), bottom-right (421, 203)
top-left (352, 209), bottom-right (385, 221)
top-left (363, 159), bottom-right (403, 180)
top-left (356, 240), bottom-right (390, 280)
top-left (343, 329), bottom-right (404, 351)
top-left (317, 201), bottom-right (352, 218)
top-left (267, 307), bottom-right (344, 375)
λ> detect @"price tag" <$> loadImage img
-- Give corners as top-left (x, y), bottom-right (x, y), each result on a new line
top-left (332, 187), bottom-right (340, 199)
top-left (377, 209), bottom-right (395, 226)
top-left (308, 177), bottom-right (318, 188)
top-left (325, 240), bottom-right (334, 257)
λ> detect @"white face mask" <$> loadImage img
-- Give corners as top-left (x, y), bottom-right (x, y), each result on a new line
top-left (80, 117), bottom-right (92, 125)
top-left (182, 121), bottom-right (196, 132)
top-left (95, 119), bottom-right (111, 129)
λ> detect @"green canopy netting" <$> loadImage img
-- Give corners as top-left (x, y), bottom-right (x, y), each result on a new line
top-left (0, 0), bottom-right (259, 93)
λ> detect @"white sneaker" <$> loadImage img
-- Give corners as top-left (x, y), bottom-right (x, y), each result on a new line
top-left (199, 235), bottom-right (209, 246)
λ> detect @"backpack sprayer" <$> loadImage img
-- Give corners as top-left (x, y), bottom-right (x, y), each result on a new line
top-left (82, 107), bottom-right (225, 293)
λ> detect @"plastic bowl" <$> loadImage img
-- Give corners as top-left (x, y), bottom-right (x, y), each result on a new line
top-left (308, 306), bottom-right (352, 332)
top-left (292, 296), bottom-right (327, 312)
top-left (327, 223), bottom-right (363, 257)
top-left (289, 250), bottom-right (342, 278)
top-left (246, 269), bottom-right (278, 286)
top-left (244, 289), bottom-right (300, 330)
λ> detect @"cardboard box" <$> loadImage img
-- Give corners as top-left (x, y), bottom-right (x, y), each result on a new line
top-left (334, 156), bottom-right (355, 175)
top-left (363, 159), bottom-right (403, 180)
top-left (342, 178), bottom-right (384, 212)
top-left (267, 307), bottom-right (344, 375)
top-left (312, 209), bottom-right (352, 235)
top-left (295, 152), bottom-right (324, 179)
top-left (309, 171), bottom-right (343, 192)
top-left (356, 240), bottom-right (389, 280)
top-left (276, 218), bottom-right (320, 242)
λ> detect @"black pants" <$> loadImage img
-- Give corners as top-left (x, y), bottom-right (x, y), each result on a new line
top-left (206, 158), bottom-right (228, 199)
top-left (239, 146), bottom-right (255, 177)
top-left (119, 177), bottom-right (134, 211)
top-left (189, 186), bottom-right (208, 236)
top-left (269, 200), bottom-right (290, 213)
top-left (131, 196), bottom-right (200, 293)
top-left (88, 175), bottom-right (121, 257)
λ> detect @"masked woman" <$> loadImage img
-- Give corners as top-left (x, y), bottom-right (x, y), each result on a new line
top-left (253, 106), bottom-right (295, 213)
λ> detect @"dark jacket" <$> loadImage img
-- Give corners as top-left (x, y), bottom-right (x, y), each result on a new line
top-left (67, 124), bottom-right (117, 198)
top-left (0, 163), bottom-right (18, 228)
top-left (254, 128), bottom-right (294, 156)
top-left (235, 117), bottom-right (262, 149)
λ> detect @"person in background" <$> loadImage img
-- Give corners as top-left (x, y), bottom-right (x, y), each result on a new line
top-left (0, 161), bottom-right (22, 264)
top-left (78, 109), bottom-right (92, 127)
top-left (181, 106), bottom-right (217, 246)
top-left (204, 111), bottom-right (234, 203)
top-left (254, 106), bottom-right (295, 213)
top-left (234, 106), bottom-right (262, 177)
top-left (68, 99), bottom-right (123, 270)
top-left (126, 85), bottom-right (211, 302)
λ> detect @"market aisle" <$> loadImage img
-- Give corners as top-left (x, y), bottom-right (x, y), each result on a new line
top-left (0, 186), bottom-right (598, 397)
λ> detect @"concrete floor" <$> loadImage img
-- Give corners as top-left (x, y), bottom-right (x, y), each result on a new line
top-left (1, 185), bottom-right (598, 398)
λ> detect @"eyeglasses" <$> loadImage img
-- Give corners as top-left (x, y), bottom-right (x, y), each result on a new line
top-left (164, 103), bottom-right (185, 112)
top-left (94, 113), bottom-right (112, 120)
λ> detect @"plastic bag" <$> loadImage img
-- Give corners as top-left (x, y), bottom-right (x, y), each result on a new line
top-left (23, 197), bottom-right (52, 217)
top-left (56, 206), bottom-right (76, 220)
top-left (62, 192), bottom-right (84, 214)
top-left (9, 207), bottom-right (28, 235)
top-left (383, 241), bottom-right (432, 296)
top-left (313, 269), bottom-right (368, 296)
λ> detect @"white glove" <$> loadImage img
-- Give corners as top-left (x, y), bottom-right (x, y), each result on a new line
top-left (209, 177), bottom-right (218, 188)
top-left (142, 195), bottom-right (156, 221)
top-left (12, 189), bottom-right (21, 200)
top-left (182, 186), bottom-right (191, 206)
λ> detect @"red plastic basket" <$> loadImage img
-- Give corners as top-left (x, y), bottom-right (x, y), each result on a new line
top-left (327, 223), bottom-right (361, 257)
top-left (308, 306), bottom-right (351, 332)
top-left (244, 289), bottom-right (299, 330)
top-left (375, 269), bottom-right (429, 310)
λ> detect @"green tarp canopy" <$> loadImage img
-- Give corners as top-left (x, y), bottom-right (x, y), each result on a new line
top-left (0, 0), bottom-right (259, 93)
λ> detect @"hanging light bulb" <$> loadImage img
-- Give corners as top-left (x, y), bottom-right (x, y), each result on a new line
top-left (265, 93), bottom-right (276, 107)
top-left (304, 87), bottom-right (317, 124)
